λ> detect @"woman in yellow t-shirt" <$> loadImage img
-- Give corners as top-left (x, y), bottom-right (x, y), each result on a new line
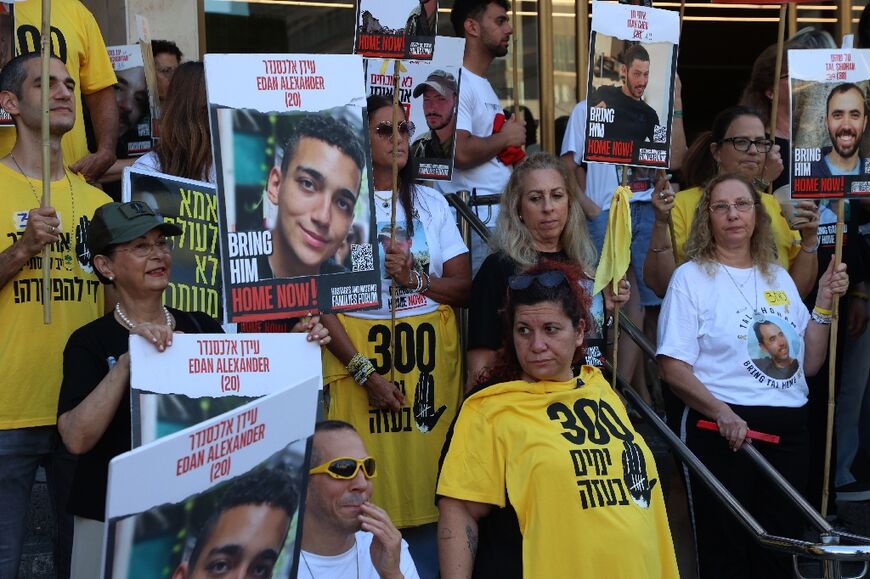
top-left (437, 260), bottom-right (678, 579)
top-left (644, 106), bottom-right (820, 299)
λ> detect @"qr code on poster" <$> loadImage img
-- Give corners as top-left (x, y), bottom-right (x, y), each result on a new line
top-left (351, 243), bottom-right (374, 272)
top-left (653, 124), bottom-right (667, 144)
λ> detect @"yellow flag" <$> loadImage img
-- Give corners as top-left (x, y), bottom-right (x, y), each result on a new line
top-left (593, 185), bottom-right (633, 296)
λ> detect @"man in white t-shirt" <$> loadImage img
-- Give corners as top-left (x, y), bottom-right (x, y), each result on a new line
top-left (441, 0), bottom-right (525, 271)
top-left (298, 421), bottom-right (420, 579)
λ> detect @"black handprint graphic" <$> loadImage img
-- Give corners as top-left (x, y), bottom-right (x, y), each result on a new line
top-left (622, 439), bottom-right (657, 508)
top-left (75, 215), bottom-right (92, 272)
top-left (413, 372), bottom-right (446, 433)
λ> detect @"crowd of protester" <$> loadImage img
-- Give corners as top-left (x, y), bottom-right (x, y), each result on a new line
top-left (1, 0), bottom-right (870, 578)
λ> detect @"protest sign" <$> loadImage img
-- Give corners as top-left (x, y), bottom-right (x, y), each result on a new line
top-left (129, 333), bottom-right (320, 447)
top-left (108, 44), bottom-right (153, 157)
top-left (103, 378), bottom-right (318, 579)
top-left (354, 0), bottom-right (437, 60)
top-left (365, 36), bottom-right (464, 181)
top-left (123, 168), bottom-right (223, 322)
top-left (789, 49), bottom-right (870, 198)
top-left (0, 2), bottom-right (13, 127)
top-left (584, 1), bottom-right (679, 168)
top-left (205, 53), bottom-right (382, 322)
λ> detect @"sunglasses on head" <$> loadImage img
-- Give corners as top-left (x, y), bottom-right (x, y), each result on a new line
top-left (508, 270), bottom-right (568, 290)
top-left (374, 120), bottom-right (416, 139)
top-left (309, 456), bottom-right (377, 480)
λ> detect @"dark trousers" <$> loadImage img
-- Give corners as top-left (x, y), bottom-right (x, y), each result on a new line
top-left (681, 404), bottom-right (809, 579)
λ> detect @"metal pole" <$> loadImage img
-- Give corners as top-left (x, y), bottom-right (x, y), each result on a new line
top-left (537, 0), bottom-right (554, 153)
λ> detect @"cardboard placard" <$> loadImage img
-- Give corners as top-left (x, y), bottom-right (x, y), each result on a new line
top-left (354, 0), bottom-right (437, 60)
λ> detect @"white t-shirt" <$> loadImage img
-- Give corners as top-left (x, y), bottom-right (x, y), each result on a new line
top-left (657, 261), bottom-right (811, 407)
top-left (434, 67), bottom-right (510, 222)
top-left (296, 531), bottom-right (420, 579)
top-left (131, 151), bottom-right (217, 184)
top-left (562, 100), bottom-right (654, 206)
top-left (351, 185), bottom-right (467, 319)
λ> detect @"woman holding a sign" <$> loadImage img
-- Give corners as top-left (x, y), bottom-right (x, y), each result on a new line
top-left (321, 94), bottom-right (470, 577)
top-left (644, 106), bottom-right (821, 300)
top-left (55, 201), bottom-right (328, 573)
top-left (657, 173), bottom-right (848, 578)
top-left (438, 260), bottom-right (679, 578)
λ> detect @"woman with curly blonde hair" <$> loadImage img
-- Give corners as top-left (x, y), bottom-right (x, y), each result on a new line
top-left (466, 152), bottom-right (628, 388)
top-left (656, 172), bottom-right (849, 579)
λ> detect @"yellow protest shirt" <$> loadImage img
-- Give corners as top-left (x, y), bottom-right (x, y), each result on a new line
top-left (323, 305), bottom-right (461, 528)
top-left (0, 163), bottom-right (110, 429)
top-left (438, 367), bottom-right (679, 579)
top-left (0, 0), bottom-right (117, 165)
top-left (672, 185), bottom-right (800, 267)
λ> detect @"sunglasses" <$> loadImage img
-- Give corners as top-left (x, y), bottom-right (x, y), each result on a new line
top-left (309, 456), bottom-right (377, 480)
top-left (374, 120), bottom-right (416, 139)
top-left (508, 270), bottom-right (567, 290)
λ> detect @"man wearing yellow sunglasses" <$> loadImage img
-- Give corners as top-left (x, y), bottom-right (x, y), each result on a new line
top-left (299, 420), bottom-right (420, 579)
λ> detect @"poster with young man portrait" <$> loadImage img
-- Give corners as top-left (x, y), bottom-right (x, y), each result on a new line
top-left (584, 1), bottom-right (679, 168)
top-left (789, 49), bottom-right (870, 198)
top-left (205, 53), bottom-right (381, 322)
top-left (364, 36), bottom-right (464, 181)
top-left (108, 44), bottom-right (153, 157)
top-left (102, 378), bottom-right (318, 579)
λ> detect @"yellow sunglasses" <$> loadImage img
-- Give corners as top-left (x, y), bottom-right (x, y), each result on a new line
top-left (309, 456), bottom-right (377, 480)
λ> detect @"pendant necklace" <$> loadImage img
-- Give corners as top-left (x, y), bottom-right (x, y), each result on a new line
top-left (720, 263), bottom-right (762, 322)
top-left (10, 152), bottom-right (76, 270)
top-left (300, 540), bottom-right (360, 578)
top-left (373, 191), bottom-right (392, 208)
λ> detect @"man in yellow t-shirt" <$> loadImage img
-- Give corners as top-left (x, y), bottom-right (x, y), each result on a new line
top-left (0, 0), bottom-right (118, 181)
top-left (0, 53), bottom-right (111, 577)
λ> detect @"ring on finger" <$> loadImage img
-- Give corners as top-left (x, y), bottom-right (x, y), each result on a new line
top-left (659, 191), bottom-right (665, 199)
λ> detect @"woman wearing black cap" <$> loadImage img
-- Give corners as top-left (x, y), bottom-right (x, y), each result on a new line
top-left (55, 201), bottom-right (328, 575)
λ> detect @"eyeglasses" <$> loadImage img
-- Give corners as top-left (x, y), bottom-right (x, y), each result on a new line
top-left (114, 237), bottom-right (175, 258)
top-left (508, 270), bottom-right (567, 290)
top-left (309, 456), bottom-right (377, 480)
top-left (720, 137), bottom-right (774, 153)
top-left (374, 120), bottom-right (416, 140)
top-left (709, 199), bottom-right (757, 216)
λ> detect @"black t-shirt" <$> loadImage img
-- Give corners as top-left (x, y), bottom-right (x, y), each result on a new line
top-left (58, 308), bottom-right (223, 521)
top-left (588, 85), bottom-right (659, 142)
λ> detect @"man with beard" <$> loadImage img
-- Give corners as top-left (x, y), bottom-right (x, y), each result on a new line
top-left (411, 70), bottom-right (458, 162)
top-left (588, 43), bottom-right (660, 143)
top-left (441, 0), bottom-right (525, 272)
top-left (810, 83), bottom-right (868, 177)
top-left (298, 421), bottom-right (420, 579)
top-left (752, 320), bottom-right (800, 380)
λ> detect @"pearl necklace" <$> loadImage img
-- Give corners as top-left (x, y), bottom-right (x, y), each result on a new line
top-left (115, 302), bottom-right (174, 330)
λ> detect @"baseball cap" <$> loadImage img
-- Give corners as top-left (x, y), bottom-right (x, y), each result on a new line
top-left (88, 201), bottom-right (182, 259)
top-left (377, 224), bottom-right (409, 240)
top-left (412, 69), bottom-right (457, 98)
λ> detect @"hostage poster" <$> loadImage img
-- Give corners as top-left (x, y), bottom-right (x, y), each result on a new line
top-left (123, 168), bottom-right (223, 322)
top-left (365, 36), bottom-right (464, 181)
top-left (789, 49), bottom-right (870, 198)
top-left (584, 1), bottom-right (679, 168)
top-left (129, 333), bottom-right (321, 447)
top-left (108, 44), bottom-right (154, 157)
top-left (354, 0), bottom-right (437, 60)
top-left (205, 53), bottom-right (382, 322)
top-left (103, 380), bottom-right (318, 579)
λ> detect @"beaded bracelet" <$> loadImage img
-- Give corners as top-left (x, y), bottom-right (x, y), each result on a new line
top-left (347, 352), bottom-right (376, 385)
top-left (811, 310), bottom-right (832, 325)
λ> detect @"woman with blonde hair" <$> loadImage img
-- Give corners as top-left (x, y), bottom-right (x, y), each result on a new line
top-left (466, 152), bottom-right (628, 386)
top-left (657, 172), bottom-right (848, 578)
